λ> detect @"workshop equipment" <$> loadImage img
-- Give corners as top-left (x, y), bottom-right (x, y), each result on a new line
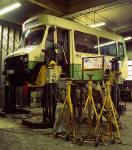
top-left (52, 80), bottom-right (76, 142)
top-left (76, 75), bottom-right (101, 146)
top-left (95, 77), bottom-right (121, 144)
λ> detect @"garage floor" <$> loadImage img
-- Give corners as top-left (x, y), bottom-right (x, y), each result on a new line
top-left (0, 102), bottom-right (132, 150)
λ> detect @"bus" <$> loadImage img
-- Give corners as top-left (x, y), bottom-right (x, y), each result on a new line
top-left (4, 14), bottom-right (128, 86)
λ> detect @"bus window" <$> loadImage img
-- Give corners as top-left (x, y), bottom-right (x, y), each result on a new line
top-left (74, 31), bottom-right (98, 54)
top-left (19, 26), bottom-right (46, 48)
top-left (118, 42), bottom-right (124, 60)
top-left (99, 37), bottom-right (117, 56)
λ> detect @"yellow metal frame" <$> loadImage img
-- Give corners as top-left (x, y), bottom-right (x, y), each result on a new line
top-left (52, 81), bottom-right (76, 142)
top-left (76, 80), bottom-right (101, 143)
top-left (28, 65), bottom-right (47, 87)
top-left (95, 80), bottom-right (121, 143)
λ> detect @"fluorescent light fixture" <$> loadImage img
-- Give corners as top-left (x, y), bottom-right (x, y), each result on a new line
top-left (124, 36), bottom-right (132, 41)
top-left (89, 22), bottom-right (106, 28)
top-left (128, 66), bottom-right (132, 70)
top-left (128, 60), bottom-right (132, 65)
top-left (94, 41), bottom-right (115, 48)
top-left (0, 2), bottom-right (21, 16)
top-left (25, 30), bottom-right (30, 38)
top-left (125, 77), bottom-right (132, 80)
top-left (128, 71), bottom-right (132, 76)
top-left (99, 41), bottom-right (115, 47)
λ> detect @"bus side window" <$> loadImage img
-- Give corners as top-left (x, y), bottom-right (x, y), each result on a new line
top-left (99, 37), bottom-right (117, 56)
top-left (74, 31), bottom-right (98, 54)
top-left (118, 42), bottom-right (124, 60)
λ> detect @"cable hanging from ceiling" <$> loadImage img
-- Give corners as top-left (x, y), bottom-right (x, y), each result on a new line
top-left (62, 0), bottom-right (132, 19)
top-left (63, 0), bottom-right (132, 33)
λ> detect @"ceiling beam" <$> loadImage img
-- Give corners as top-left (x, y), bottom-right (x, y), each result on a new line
top-left (68, 0), bottom-right (116, 13)
top-left (26, 0), bottom-right (120, 17)
top-left (117, 26), bottom-right (132, 35)
top-left (28, 0), bottom-right (66, 15)
top-left (63, 0), bottom-right (131, 19)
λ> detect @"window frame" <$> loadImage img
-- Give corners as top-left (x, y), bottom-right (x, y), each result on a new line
top-left (117, 42), bottom-right (125, 60)
top-left (74, 30), bottom-right (98, 54)
top-left (99, 37), bottom-right (117, 57)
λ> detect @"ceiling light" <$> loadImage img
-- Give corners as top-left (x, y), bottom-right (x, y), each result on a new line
top-left (124, 36), bottom-right (132, 41)
top-left (89, 22), bottom-right (106, 28)
top-left (94, 41), bottom-right (115, 48)
top-left (128, 60), bottom-right (132, 65)
top-left (0, 2), bottom-right (21, 16)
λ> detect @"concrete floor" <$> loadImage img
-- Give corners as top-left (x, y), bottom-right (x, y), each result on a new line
top-left (0, 102), bottom-right (132, 150)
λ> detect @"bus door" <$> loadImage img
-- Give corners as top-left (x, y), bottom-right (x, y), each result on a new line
top-left (56, 27), bottom-right (70, 77)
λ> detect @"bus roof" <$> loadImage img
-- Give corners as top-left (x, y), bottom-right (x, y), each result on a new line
top-left (23, 14), bottom-right (123, 41)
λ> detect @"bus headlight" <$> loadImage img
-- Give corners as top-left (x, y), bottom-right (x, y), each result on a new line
top-left (20, 55), bottom-right (28, 62)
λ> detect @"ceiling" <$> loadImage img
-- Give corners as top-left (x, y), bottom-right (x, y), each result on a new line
top-left (0, 0), bottom-right (132, 37)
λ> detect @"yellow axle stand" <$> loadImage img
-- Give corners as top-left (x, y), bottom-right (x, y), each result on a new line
top-left (95, 80), bottom-right (121, 144)
top-left (76, 80), bottom-right (101, 146)
top-left (52, 81), bottom-right (76, 142)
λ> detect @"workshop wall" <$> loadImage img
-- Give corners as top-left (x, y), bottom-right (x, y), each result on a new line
top-left (0, 24), bottom-right (21, 108)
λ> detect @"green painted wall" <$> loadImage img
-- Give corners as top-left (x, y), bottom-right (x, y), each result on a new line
top-left (0, 25), bottom-right (21, 108)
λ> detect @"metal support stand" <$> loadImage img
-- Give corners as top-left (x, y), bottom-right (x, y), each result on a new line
top-left (76, 75), bottom-right (100, 146)
top-left (52, 81), bottom-right (76, 142)
top-left (95, 79), bottom-right (121, 144)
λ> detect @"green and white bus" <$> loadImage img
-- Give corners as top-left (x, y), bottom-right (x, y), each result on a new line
top-left (4, 14), bottom-right (128, 86)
